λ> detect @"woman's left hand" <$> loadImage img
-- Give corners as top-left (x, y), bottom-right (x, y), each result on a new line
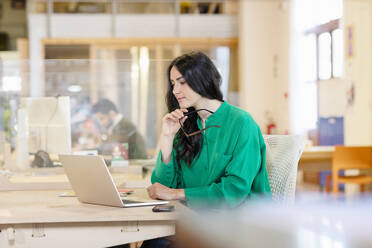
top-left (147, 183), bottom-right (185, 201)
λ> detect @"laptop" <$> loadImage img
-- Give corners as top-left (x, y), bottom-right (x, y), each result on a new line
top-left (59, 154), bottom-right (169, 207)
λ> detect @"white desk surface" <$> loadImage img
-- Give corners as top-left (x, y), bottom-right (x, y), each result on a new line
top-left (0, 189), bottom-right (178, 224)
top-left (0, 189), bottom-right (181, 247)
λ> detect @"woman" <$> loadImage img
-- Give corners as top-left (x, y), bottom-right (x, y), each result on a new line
top-left (147, 51), bottom-right (271, 209)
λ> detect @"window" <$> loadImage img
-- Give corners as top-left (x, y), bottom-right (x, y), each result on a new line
top-left (319, 32), bottom-right (332, 80)
top-left (332, 28), bottom-right (343, 78)
top-left (305, 19), bottom-right (343, 80)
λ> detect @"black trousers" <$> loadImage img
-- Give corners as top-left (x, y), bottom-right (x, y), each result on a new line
top-left (108, 237), bottom-right (173, 248)
top-left (140, 237), bottom-right (173, 248)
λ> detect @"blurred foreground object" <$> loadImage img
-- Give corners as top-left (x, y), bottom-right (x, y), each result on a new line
top-left (176, 194), bottom-right (372, 248)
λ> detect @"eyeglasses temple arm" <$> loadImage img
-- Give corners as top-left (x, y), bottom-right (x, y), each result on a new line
top-left (187, 125), bottom-right (221, 137)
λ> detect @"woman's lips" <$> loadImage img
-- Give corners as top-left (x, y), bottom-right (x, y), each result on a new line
top-left (177, 97), bottom-right (185, 102)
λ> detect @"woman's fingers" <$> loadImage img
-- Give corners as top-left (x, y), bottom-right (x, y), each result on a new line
top-left (164, 113), bottom-right (178, 122)
top-left (176, 109), bottom-right (189, 118)
top-left (147, 185), bottom-right (156, 199)
top-left (170, 112), bottom-right (181, 120)
top-left (162, 108), bottom-right (189, 131)
top-left (147, 183), bottom-right (166, 200)
top-left (172, 109), bottom-right (189, 119)
top-left (175, 109), bottom-right (185, 117)
top-left (180, 116), bottom-right (188, 124)
top-left (164, 109), bottom-right (188, 120)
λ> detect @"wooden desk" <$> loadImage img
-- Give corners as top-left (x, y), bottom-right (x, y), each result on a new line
top-left (299, 146), bottom-right (334, 170)
top-left (298, 146), bottom-right (334, 184)
top-left (300, 146), bottom-right (334, 164)
top-left (0, 190), bottom-right (178, 247)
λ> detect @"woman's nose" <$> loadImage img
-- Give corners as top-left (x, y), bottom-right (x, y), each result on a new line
top-left (173, 84), bottom-right (180, 94)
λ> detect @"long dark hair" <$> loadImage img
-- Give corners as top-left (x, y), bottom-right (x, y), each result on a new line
top-left (166, 51), bottom-right (223, 168)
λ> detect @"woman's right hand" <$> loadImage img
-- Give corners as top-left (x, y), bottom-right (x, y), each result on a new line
top-left (161, 109), bottom-right (188, 137)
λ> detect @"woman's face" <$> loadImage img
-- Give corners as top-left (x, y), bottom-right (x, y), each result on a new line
top-left (170, 66), bottom-right (202, 109)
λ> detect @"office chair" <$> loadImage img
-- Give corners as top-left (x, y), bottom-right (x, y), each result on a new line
top-left (332, 146), bottom-right (372, 194)
top-left (263, 135), bottom-right (305, 203)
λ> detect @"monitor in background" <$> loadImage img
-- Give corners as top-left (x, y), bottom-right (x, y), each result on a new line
top-left (20, 96), bottom-right (72, 156)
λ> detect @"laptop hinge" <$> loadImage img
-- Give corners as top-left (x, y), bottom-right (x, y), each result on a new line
top-left (121, 221), bottom-right (139, 232)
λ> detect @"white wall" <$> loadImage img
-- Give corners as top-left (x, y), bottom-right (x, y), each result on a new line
top-left (272, 3), bottom-right (290, 134)
top-left (27, 14), bottom-right (47, 97)
top-left (0, 0), bottom-right (27, 50)
top-left (51, 15), bottom-right (111, 37)
top-left (318, 78), bottom-right (347, 117)
top-left (343, 0), bottom-right (372, 145)
top-left (180, 15), bottom-right (238, 37)
top-left (239, 0), bottom-right (290, 133)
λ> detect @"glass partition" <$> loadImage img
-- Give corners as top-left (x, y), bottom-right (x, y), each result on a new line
top-left (0, 46), bottom-right (235, 172)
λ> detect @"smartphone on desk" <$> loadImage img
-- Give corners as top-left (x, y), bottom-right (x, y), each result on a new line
top-left (152, 204), bottom-right (175, 212)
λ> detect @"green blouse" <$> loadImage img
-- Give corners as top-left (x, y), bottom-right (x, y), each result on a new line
top-left (151, 101), bottom-right (271, 208)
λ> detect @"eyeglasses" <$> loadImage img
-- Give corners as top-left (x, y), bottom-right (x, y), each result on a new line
top-left (178, 109), bottom-right (221, 137)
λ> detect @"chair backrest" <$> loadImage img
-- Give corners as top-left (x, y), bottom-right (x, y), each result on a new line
top-left (333, 146), bottom-right (372, 171)
top-left (263, 135), bottom-right (305, 204)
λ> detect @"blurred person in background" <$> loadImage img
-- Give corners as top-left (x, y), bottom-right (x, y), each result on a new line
top-left (92, 98), bottom-right (148, 159)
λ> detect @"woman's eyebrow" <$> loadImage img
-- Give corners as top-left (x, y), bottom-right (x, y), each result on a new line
top-left (175, 76), bottom-right (184, 81)
top-left (171, 76), bottom-right (184, 83)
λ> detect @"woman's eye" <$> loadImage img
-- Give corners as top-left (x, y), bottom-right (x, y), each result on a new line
top-left (179, 81), bottom-right (186, 85)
